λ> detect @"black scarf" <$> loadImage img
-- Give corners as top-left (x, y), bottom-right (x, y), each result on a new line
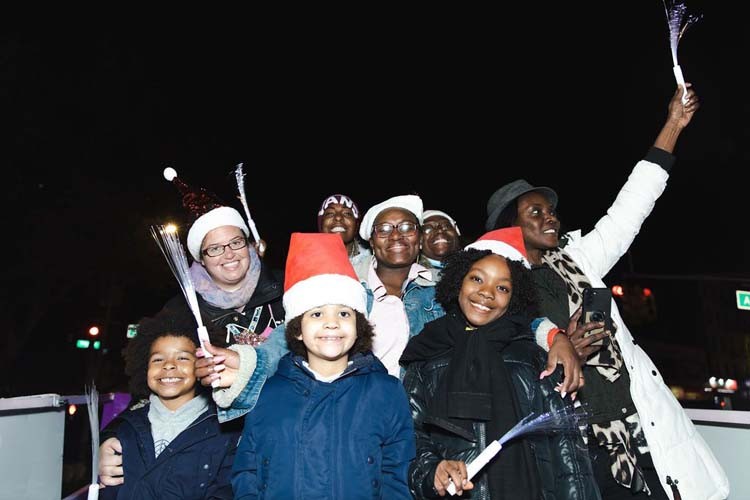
top-left (401, 312), bottom-right (541, 500)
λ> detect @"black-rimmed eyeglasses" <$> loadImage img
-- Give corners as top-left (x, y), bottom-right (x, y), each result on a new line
top-left (372, 221), bottom-right (418, 238)
top-left (201, 237), bottom-right (248, 257)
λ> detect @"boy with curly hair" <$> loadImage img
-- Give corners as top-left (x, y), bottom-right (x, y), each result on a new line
top-left (99, 313), bottom-right (239, 500)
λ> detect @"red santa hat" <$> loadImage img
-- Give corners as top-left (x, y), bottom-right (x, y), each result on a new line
top-left (282, 233), bottom-right (367, 320)
top-left (163, 167), bottom-right (249, 261)
top-left (465, 227), bottom-right (531, 268)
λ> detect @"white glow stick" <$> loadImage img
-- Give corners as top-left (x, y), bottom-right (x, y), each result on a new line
top-left (446, 405), bottom-right (587, 496)
top-left (150, 225), bottom-right (218, 387)
top-left (446, 441), bottom-right (501, 496)
top-left (234, 163), bottom-right (261, 244)
top-left (86, 384), bottom-right (99, 500)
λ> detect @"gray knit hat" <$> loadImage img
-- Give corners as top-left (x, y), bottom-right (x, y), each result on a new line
top-left (485, 179), bottom-right (558, 231)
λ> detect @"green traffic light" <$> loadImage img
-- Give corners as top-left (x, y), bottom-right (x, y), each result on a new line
top-left (76, 339), bottom-right (90, 349)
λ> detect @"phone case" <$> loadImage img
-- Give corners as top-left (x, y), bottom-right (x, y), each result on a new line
top-left (580, 287), bottom-right (613, 345)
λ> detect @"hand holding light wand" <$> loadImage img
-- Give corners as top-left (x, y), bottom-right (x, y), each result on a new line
top-left (447, 405), bottom-right (588, 496)
top-left (663, 1), bottom-right (702, 104)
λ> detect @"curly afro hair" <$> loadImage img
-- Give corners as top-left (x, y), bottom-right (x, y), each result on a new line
top-left (124, 312), bottom-right (204, 401)
top-left (436, 248), bottom-right (539, 318)
top-left (284, 309), bottom-right (375, 360)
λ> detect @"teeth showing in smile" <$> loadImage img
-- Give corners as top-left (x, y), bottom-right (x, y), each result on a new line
top-left (433, 238), bottom-right (448, 244)
top-left (471, 302), bottom-right (491, 312)
top-left (543, 229), bottom-right (557, 234)
top-left (330, 227), bottom-right (346, 233)
top-left (160, 378), bottom-right (181, 383)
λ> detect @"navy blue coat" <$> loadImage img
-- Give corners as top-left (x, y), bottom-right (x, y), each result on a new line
top-left (232, 352), bottom-right (416, 499)
top-left (100, 400), bottom-right (240, 500)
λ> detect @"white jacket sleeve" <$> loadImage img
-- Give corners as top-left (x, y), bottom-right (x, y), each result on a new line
top-left (572, 160), bottom-right (669, 279)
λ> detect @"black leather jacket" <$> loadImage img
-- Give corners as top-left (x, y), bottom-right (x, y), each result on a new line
top-left (403, 340), bottom-right (601, 500)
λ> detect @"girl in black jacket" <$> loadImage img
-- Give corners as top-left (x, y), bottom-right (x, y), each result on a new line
top-left (401, 227), bottom-right (599, 499)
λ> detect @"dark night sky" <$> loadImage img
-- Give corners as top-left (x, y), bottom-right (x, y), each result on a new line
top-left (4, 3), bottom-right (749, 395)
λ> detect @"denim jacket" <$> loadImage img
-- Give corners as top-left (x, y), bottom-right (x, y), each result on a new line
top-left (218, 256), bottom-right (444, 422)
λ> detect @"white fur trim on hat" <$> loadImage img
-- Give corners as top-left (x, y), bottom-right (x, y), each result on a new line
top-left (283, 273), bottom-right (367, 320)
top-left (187, 206), bottom-right (250, 261)
top-left (423, 209), bottom-right (461, 236)
top-left (465, 240), bottom-right (531, 269)
top-left (359, 195), bottom-right (424, 240)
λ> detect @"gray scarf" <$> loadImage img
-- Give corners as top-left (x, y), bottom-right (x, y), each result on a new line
top-left (189, 246), bottom-right (261, 310)
top-left (148, 393), bottom-right (210, 457)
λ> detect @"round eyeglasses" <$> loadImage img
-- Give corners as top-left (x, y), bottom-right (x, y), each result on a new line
top-left (201, 237), bottom-right (248, 257)
top-left (372, 221), bottom-right (418, 238)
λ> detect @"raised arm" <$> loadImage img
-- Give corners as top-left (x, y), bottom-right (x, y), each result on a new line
top-left (572, 84), bottom-right (701, 277)
top-left (654, 83), bottom-right (700, 153)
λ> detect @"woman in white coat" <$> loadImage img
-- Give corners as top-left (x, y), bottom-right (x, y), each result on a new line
top-left (486, 84), bottom-right (728, 500)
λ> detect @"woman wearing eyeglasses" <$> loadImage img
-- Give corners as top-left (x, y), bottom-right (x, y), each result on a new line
top-left (353, 194), bottom-right (445, 378)
top-left (418, 209), bottom-right (463, 279)
top-left (98, 174), bottom-right (285, 490)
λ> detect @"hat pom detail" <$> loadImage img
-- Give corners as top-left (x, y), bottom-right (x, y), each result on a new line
top-left (163, 167), bottom-right (177, 182)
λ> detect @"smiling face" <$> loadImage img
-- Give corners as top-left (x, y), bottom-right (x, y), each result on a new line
top-left (514, 191), bottom-right (560, 262)
top-left (369, 208), bottom-right (420, 270)
top-left (200, 225), bottom-right (251, 291)
top-left (298, 304), bottom-right (358, 376)
top-left (147, 335), bottom-right (198, 411)
top-left (320, 202), bottom-right (359, 247)
top-left (421, 214), bottom-right (460, 261)
top-left (458, 254), bottom-right (513, 328)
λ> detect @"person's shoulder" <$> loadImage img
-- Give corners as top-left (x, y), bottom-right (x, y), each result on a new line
top-left (141, 295), bottom-right (194, 327)
top-left (260, 261), bottom-right (284, 284)
top-left (366, 367), bottom-right (402, 388)
top-left (117, 401), bottom-right (150, 427)
top-left (162, 291), bottom-right (194, 310)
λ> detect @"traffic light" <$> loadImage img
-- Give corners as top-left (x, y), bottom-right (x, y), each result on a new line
top-left (75, 325), bottom-right (102, 349)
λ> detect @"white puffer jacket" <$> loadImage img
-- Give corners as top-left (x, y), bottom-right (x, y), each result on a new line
top-left (564, 159), bottom-right (729, 500)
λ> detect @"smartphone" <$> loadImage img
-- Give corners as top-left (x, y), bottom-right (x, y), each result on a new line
top-left (579, 287), bottom-right (613, 345)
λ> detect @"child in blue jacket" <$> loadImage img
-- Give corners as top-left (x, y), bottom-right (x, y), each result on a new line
top-left (231, 232), bottom-right (415, 499)
top-left (100, 313), bottom-right (239, 500)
